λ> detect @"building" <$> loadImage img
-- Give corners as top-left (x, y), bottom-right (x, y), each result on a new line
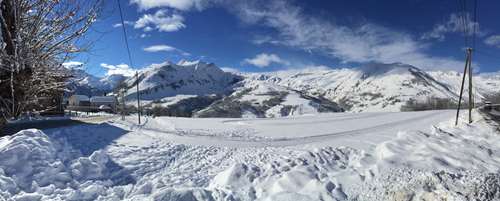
top-left (68, 95), bottom-right (90, 107)
top-left (67, 95), bottom-right (117, 113)
top-left (90, 96), bottom-right (117, 111)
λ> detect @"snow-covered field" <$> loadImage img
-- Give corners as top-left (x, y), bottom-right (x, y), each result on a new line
top-left (1, 111), bottom-right (500, 200)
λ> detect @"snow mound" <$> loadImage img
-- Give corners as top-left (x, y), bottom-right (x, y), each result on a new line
top-left (351, 168), bottom-right (500, 201)
top-left (199, 112), bottom-right (500, 201)
top-left (208, 147), bottom-right (368, 201)
top-left (375, 112), bottom-right (500, 172)
top-left (0, 129), bottom-right (118, 200)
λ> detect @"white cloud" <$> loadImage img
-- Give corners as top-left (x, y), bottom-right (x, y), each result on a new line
top-left (130, 0), bottom-right (209, 11)
top-left (143, 44), bottom-right (191, 56)
top-left (134, 10), bottom-right (186, 32)
top-left (113, 21), bottom-right (134, 28)
top-left (62, 61), bottom-right (84, 69)
top-left (143, 44), bottom-right (177, 52)
top-left (244, 53), bottom-right (289, 68)
top-left (421, 13), bottom-right (480, 41)
top-left (100, 63), bottom-right (136, 77)
top-left (484, 35), bottom-right (500, 48)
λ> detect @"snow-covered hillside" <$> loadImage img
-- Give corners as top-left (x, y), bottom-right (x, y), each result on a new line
top-left (249, 63), bottom-right (500, 112)
top-left (194, 78), bottom-right (343, 118)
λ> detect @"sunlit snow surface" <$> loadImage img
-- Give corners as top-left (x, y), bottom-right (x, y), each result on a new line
top-left (1, 111), bottom-right (500, 200)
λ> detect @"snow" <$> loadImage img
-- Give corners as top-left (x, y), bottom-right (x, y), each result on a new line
top-left (1, 110), bottom-right (499, 200)
top-left (90, 96), bottom-right (116, 103)
top-left (68, 67), bottom-right (130, 93)
top-left (0, 129), bottom-right (117, 200)
top-left (123, 61), bottom-right (238, 101)
top-left (148, 94), bottom-right (199, 108)
top-left (242, 63), bottom-right (499, 112)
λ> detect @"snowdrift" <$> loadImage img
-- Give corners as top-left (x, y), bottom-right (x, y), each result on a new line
top-left (1, 112), bottom-right (500, 200)
top-left (0, 129), bottom-right (120, 200)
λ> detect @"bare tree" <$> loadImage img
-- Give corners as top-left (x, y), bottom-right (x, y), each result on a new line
top-left (0, 0), bottom-right (103, 132)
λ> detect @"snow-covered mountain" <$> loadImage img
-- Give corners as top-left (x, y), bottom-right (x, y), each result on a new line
top-left (250, 63), bottom-right (499, 112)
top-left (113, 61), bottom-right (500, 117)
top-left (66, 68), bottom-right (129, 96)
top-left (194, 79), bottom-right (344, 118)
top-left (122, 60), bottom-right (241, 101)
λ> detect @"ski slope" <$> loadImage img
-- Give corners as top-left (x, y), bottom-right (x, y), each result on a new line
top-left (124, 110), bottom-right (455, 150)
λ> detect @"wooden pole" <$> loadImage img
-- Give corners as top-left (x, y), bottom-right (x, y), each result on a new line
top-left (455, 50), bottom-right (470, 126)
top-left (467, 48), bottom-right (473, 124)
top-left (121, 89), bottom-right (125, 121)
top-left (136, 71), bottom-right (141, 124)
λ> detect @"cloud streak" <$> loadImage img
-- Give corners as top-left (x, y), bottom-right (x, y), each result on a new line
top-left (143, 44), bottom-right (191, 56)
top-left (131, 0), bottom-right (209, 11)
top-left (421, 13), bottom-right (481, 41)
top-left (244, 53), bottom-right (289, 68)
top-left (143, 44), bottom-right (177, 52)
top-left (484, 35), bottom-right (500, 48)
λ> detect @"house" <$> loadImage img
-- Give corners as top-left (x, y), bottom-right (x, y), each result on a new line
top-left (90, 96), bottom-right (117, 111)
top-left (68, 95), bottom-right (90, 106)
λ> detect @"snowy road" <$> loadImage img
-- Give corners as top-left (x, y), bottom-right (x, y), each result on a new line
top-left (121, 110), bottom-right (456, 150)
top-left (2, 116), bottom-right (117, 136)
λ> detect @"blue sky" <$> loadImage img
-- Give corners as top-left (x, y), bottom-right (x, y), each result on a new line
top-left (67, 0), bottom-right (500, 77)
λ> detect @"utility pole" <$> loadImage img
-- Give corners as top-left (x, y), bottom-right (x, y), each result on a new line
top-left (136, 71), bottom-right (141, 124)
top-left (467, 48), bottom-right (474, 124)
top-left (455, 48), bottom-right (474, 125)
top-left (121, 88), bottom-right (125, 121)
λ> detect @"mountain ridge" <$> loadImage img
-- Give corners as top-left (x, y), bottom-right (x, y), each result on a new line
top-left (68, 60), bottom-right (500, 116)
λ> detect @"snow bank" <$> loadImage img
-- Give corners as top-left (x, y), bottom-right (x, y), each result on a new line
top-left (0, 129), bottom-right (117, 200)
top-left (208, 147), bottom-right (367, 201)
top-left (204, 112), bottom-right (500, 201)
top-left (375, 112), bottom-right (500, 172)
top-left (2, 112), bottom-right (500, 201)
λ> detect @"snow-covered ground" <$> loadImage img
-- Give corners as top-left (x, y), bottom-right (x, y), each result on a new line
top-left (1, 111), bottom-right (499, 200)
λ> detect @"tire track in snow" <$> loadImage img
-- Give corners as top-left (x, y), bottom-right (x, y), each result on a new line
top-left (134, 111), bottom-right (453, 148)
top-left (221, 112), bottom-right (392, 126)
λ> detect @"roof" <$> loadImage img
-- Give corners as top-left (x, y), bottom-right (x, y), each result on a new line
top-left (98, 105), bottom-right (112, 110)
top-left (70, 95), bottom-right (89, 101)
top-left (90, 96), bottom-right (116, 103)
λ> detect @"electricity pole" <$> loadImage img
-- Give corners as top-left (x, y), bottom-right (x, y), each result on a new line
top-left (136, 71), bottom-right (141, 124)
top-left (455, 48), bottom-right (474, 125)
top-left (468, 48), bottom-right (474, 124)
top-left (121, 88), bottom-right (125, 121)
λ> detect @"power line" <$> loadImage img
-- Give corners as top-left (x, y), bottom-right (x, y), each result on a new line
top-left (472, 0), bottom-right (478, 49)
top-left (116, 0), bottom-right (141, 124)
top-left (456, 0), bottom-right (469, 47)
top-left (116, 0), bottom-right (134, 69)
